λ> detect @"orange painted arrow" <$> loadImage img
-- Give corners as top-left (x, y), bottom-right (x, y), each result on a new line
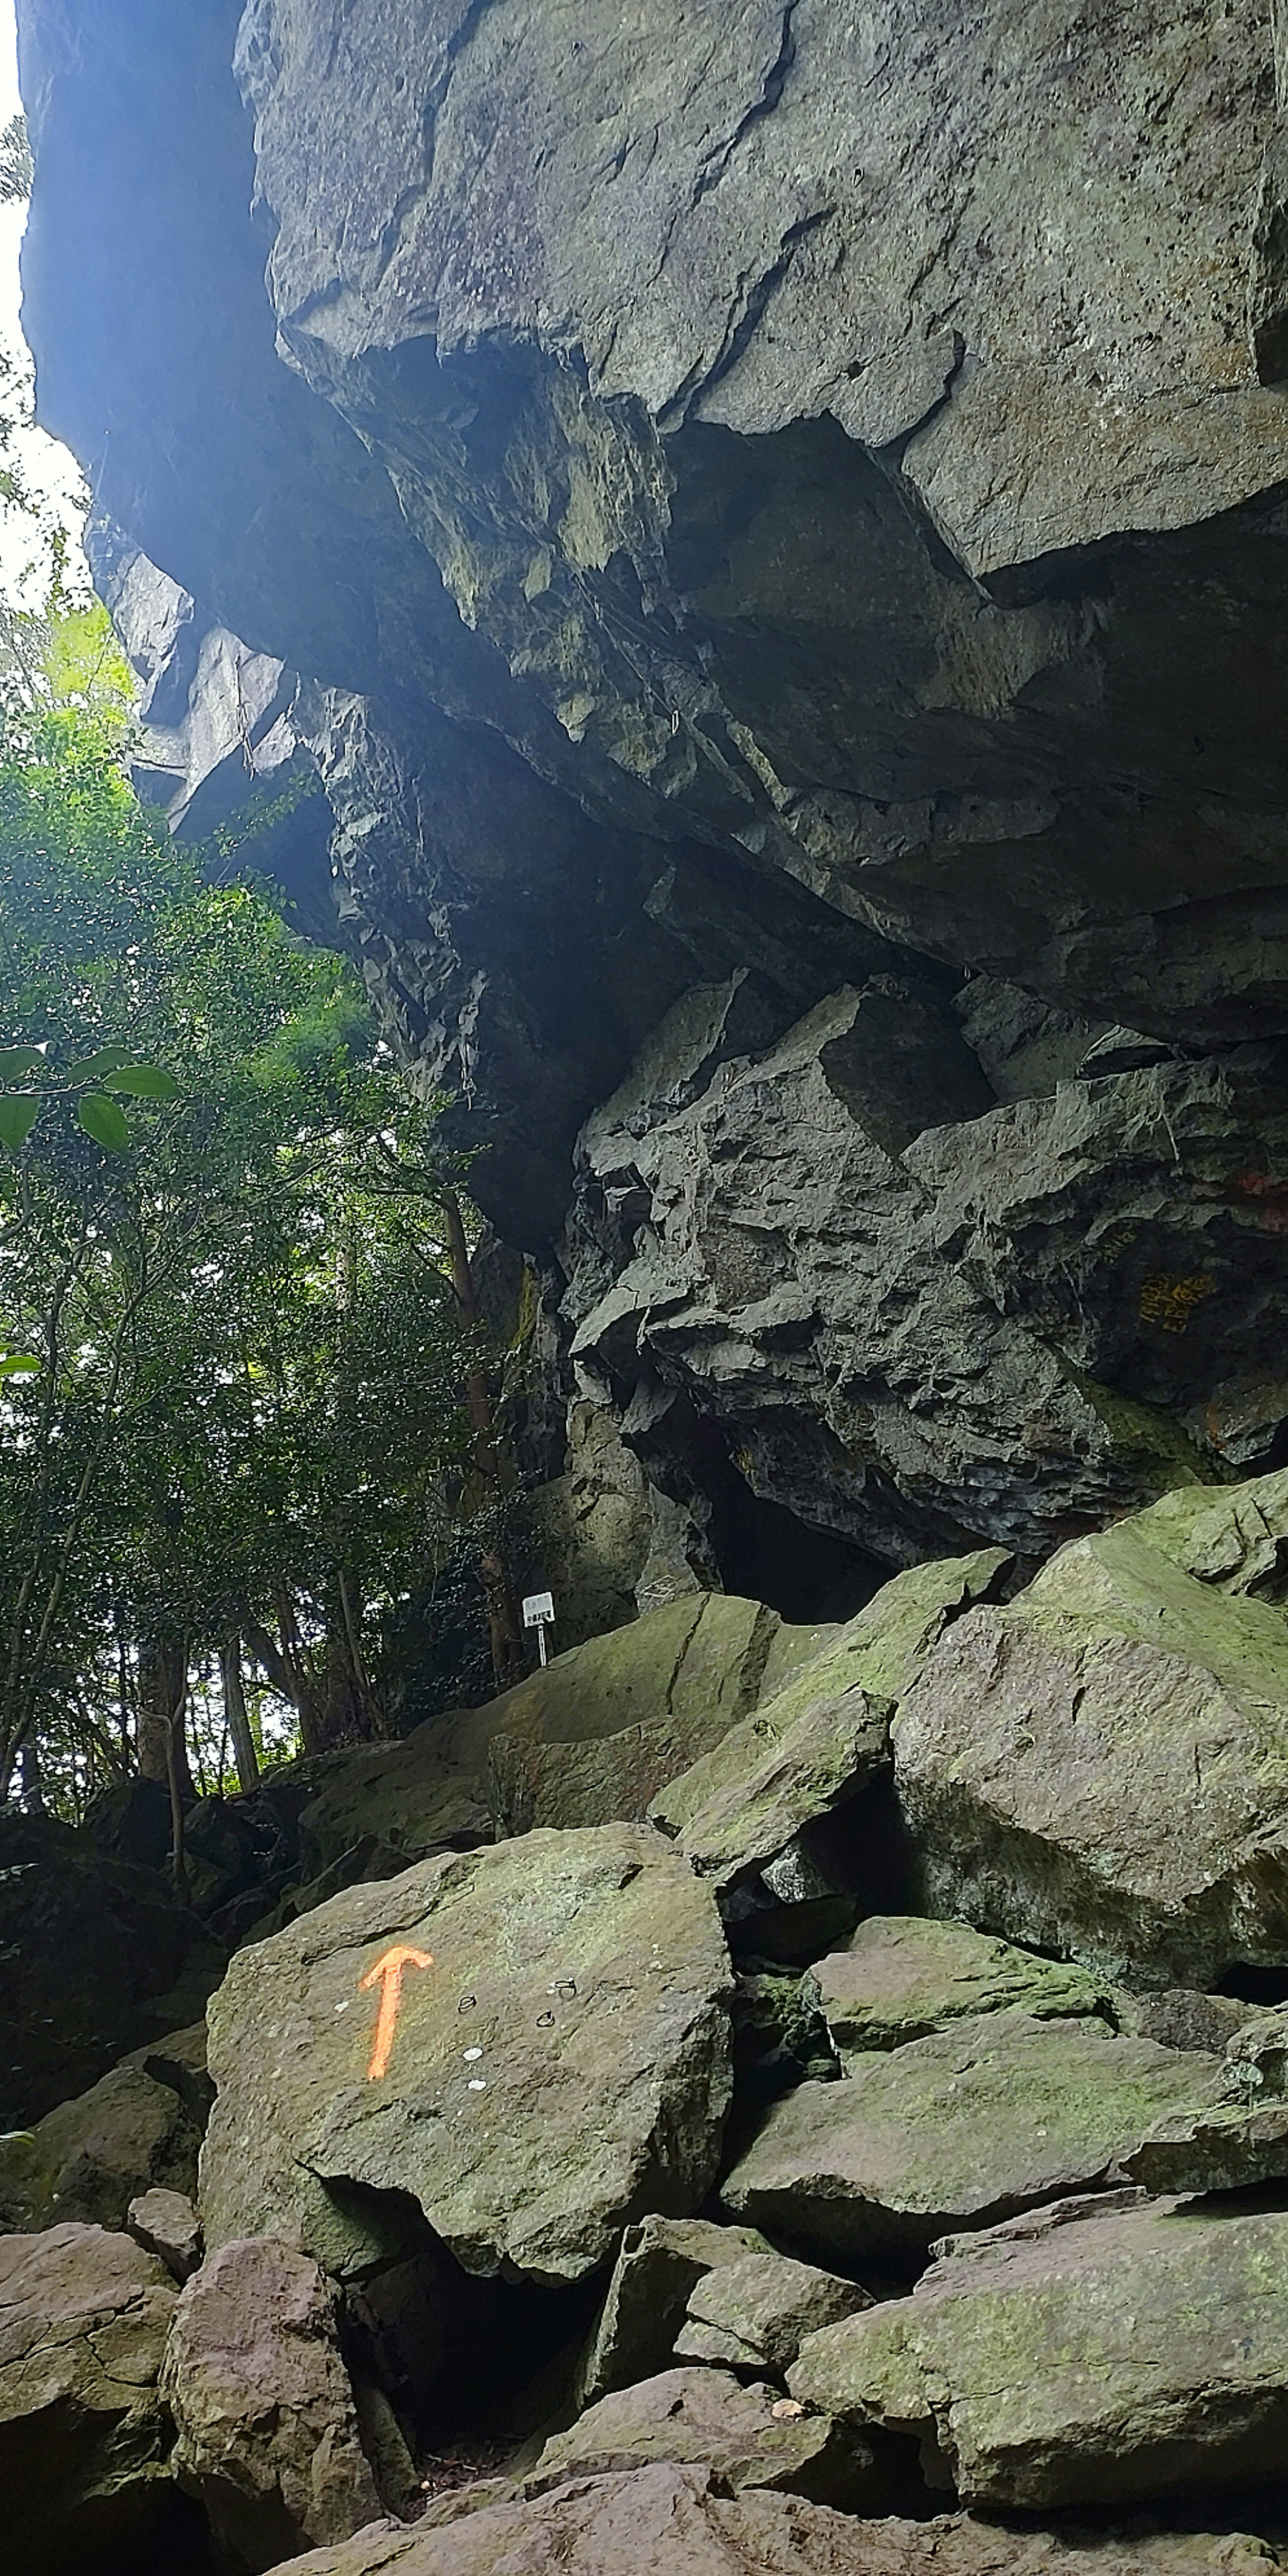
top-left (358, 1944), bottom-right (433, 2081)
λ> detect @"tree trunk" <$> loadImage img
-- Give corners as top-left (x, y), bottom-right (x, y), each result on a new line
top-left (441, 1189), bottom-right (526, 1692)
top-left (220, 1637), bottom-right (260, 1787)
top-left (138, 1636), bottom-right (193, 1796)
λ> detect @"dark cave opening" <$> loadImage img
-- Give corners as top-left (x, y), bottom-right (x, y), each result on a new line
top-left (703, 1451), bottom-right (888, 1625)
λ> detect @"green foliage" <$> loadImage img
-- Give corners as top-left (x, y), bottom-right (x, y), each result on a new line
top-left (0, 636), bottom-right (473, 1807)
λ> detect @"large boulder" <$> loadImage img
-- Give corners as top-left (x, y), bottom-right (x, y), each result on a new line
top-left (0, 1809), bottom-right (222, 2128)
top-left (162, 2235), bottom-right (381, 2571)
top-left (251, 2470), bottom-right (1282, 2576)
top-left (811, 1916), bottom-right (1109, 2062)
top-left (651, 1551), bottom-right (1008, 1890)
top-left (0, 2026), bottom-right (208, 2234)
top-left (893, 1468), bottom-right (1288, 1985)
top-left (791, 2189), bottom-right (1288, 2508)
top-left (0, 2222), bottom-right (177, 2562)
top-left (721, 2009), bottom-right (1233, 2264)
top-left (201, 1824), bottom-right (733, 2284)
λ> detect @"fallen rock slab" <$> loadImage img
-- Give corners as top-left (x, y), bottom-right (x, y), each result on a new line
top-left (258, 2469), bottom-right (1283, 2576)
top-left (675, 2247), bottom-right (870, 2374)
top-left (0, 2221), bottom-right (177, 2561)
top-left (722, 2009), bottom-right (1229, 2262)
top-left (791, 2189), bottom-right (1288, 2507)
top-left (577, 2213), bottom-right (771, 2405)
top-left (652, 1551), bottom-right (1008, 1890)
top-left (163, 2235), bottom-right (380, 2570)
top-left (529, 2363), bottom-right (885, 2509)
top-left (893, 1468), bottom-right (1288, 1984)
top-left (812, 1915), bottom-right (1108, 2060)
top-left (202, 1824), bottom-right (732, 2284)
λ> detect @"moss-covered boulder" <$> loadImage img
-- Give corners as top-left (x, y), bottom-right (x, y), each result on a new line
top-left (894, 1468), bottom-right (1288, 1984)
top-left (201, 1824), bottom-right (732, 2285)
top-left (791, 2190), bottom-right (1288, 2507)
top-left (675, 2247), bottom-right (869, 2375)
top-left (721, 2009), bottom-right (1232, 2263)
top-left (652, 1552), bottom-right (1008, 1891)
top-left (812, 1916), bottom-right (1108, 2062)
top-left (296, 1593), bottom-right (817, 1880)
top-left (0, 2031), bottom-right (206, 2234)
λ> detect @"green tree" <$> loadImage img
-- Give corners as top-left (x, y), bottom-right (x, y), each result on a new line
top-left (0, 640), bottom-right (472, 1817)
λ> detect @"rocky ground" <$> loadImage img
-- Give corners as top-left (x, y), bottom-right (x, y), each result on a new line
top-left (9, 1470), bottom-right (1288, 2571)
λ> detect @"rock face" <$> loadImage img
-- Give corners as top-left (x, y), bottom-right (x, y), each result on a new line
top-left (162, 2236), bottom-right (381, 2571)
top-left (894, 1469), bottom-right (1288, 1984)
top-left (721, 2011), bottom-right (1234, 2264)
top-left (19, 0), bottom-right (1288, 1578)
top-left (791, 2191), bottom-right (1288, 2509)
top-left (0, 1809), bottom-right (221, 2128)
top-left (201, 1824), bottom-right (733, 2283)
top-left (0, 2222), bottom-right (177, 2561)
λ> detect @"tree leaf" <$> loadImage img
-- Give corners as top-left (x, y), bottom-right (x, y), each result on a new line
top-left (0, 1045), bottom-right (44, 1082)
top-left (102, 1063), bottom-right (180, 1100)
top-left (77, 1092), bottom-right (132, 1152)
top-left (0, 1353), bottom-right (39, 1377)
top-left (67, 1047), bottom-right (132, 1081)
top-left (0, 1094), bottom-right (39, 1151)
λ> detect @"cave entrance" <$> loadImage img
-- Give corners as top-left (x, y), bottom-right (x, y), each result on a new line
top-left (703, 1450), bottom-right (887, 1624)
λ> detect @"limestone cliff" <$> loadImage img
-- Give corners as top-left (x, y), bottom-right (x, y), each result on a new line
top-left (16, 0), bottom-right (1288, 1591)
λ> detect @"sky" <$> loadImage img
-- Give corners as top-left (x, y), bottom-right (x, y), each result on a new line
top-left (0, 0), bottom-right (88, 609)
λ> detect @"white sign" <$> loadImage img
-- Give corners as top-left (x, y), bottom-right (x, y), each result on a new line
top-left (523, 1591), bottom-right (555, 1627)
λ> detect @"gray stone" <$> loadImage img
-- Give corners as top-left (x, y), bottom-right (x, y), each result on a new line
top-left (201, 1825), bottom-right (732, 2285)
top-left (0, 2222), bottom-right (177, 2560)
top-left (162, 2236), bottom-right (381, 2569)
top-left (126, 2187), bottom-right (202, 2283)
top-left (577, 2214), bottom-right (771, 2407)
top-left (674, 2249), bottom-right (869, 2375)
top-left (894, 1468), bottom-right (1288, 1985)
top-left (721, 2010), bottom-right (1230, 2264)
top-left (790, 2191), bottom-right (1288, 2509)
top-left (812, 1916), bottom-right (1109, 2061)
top-left (528, 2364), bottom-right (885, 2512)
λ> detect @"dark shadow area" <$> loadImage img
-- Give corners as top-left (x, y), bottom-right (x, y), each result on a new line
top-left (704, 1451), bottom-right (887, 1623)
top-left (1217, 1963), bottom-right (1288, 2006)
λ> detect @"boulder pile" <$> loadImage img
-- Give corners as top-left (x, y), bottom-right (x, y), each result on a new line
top-left (12, 1470), bottom-right (1288, 2570)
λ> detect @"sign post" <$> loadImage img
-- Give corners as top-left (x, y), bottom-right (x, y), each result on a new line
top-left (522, 1590), bottom-right (556, 1668)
